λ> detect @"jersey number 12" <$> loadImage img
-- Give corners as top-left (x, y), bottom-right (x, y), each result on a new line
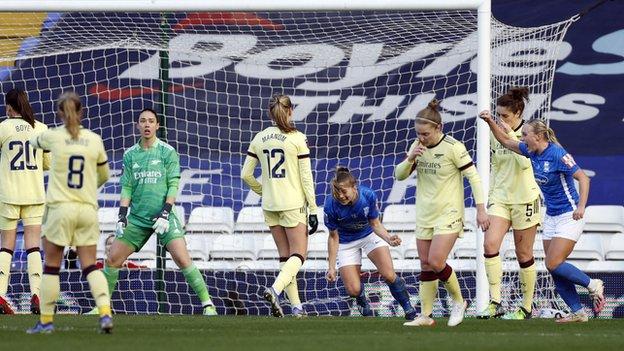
top-left (262, 148), bottom-right (286, 178)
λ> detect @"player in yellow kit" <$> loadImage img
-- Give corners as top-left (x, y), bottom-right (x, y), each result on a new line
top-left (477, 87), bottom-right (541, 320)
top-left (0, 88), bottom-right (49, 315)
top-left (26, 92), bottom-right (112, 334)
top-left (396, 99), bottom-right (489, 327)
top-left (242, 94), bottom-right (318, 318)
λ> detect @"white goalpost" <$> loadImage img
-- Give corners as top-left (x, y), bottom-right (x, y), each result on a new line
top-left (0, 0), bottom-right (575, 316)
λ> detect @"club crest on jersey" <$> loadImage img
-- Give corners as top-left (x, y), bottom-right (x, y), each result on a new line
top-left (150, 159), bottom-right (162, 165)
top-left (543, 161), bottom-right (550, 172)
top-left (561, 154), bottom-right (576, 168)
top-left (363, 207), bottom-right (369, 217)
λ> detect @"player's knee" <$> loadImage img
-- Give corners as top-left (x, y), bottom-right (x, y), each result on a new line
top-left (515, 248), bottom-right (533, 263)
top-left (345, 283), bottom-right (361, 297)
top-left (105, 255), bottom-right (124, 268)
top-left (545, 256), bottom-right (563, 271)
top-left (483, 239), bottom-right (500, 255)
top-left (427, 256), bottom-right (446, 272)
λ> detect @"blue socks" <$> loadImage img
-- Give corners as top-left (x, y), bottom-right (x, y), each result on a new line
top-left (355, 281), bottom-right (369, 308)
top-left (387, 276), bottom-right (414, 313)
top-left (551, 274), bottom-right (583, 312)
top-left (551, 262), bottom-right (590, 287)
top-left (550, 262), bottom-right (589, 313)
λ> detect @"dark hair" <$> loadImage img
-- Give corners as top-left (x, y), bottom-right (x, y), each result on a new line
top-left (497, 86), bottom-right (529, 115)
top-left (415, 98), bottom-right (441, 126)
top-left (268, 94), bottom-right (296, 133)
top-left (331, 166), bottom-right (357, 200)
top-left (527, 119), bottom-right (560, 146)
top-left (57, 92), bottom-right (83, 140)
top-left (5, 88), bottom-right (36, 128)
top-left (140, 108), bottom-right (159, 119)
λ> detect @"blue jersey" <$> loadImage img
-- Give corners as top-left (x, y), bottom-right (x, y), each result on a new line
top-left (324, 185), bottom-right (380, 244)
top-left (519, 142), bottom-right (580, 216)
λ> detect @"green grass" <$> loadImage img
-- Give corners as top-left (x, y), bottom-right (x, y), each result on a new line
top-left (2, 315), bottom-right (623, 351)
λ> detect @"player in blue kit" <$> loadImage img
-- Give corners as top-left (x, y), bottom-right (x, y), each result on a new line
top-left (325, 167), bottom-right (416, 320)
top-left (480, 111), bottom-right (605, 323)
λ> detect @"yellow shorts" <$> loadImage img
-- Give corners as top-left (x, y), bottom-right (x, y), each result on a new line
top-left (416, 217), bottom-right (464, 240)
top-left (42, 203), bottom-right (100, 247)
top-left (0, 203), bottom-right (45, 230)
top-left (263, 207), bottom-right (307, 228)
top-left (488, 197), bottom-right (541, 231)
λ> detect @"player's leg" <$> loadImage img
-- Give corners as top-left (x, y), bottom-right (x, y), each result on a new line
top-left (76, 245), bottom-right (113, 333)
top-left (429, 231), bottom-right (466, 327)
top-left (103, 222), bottom-right (146, 295)
top-left (23, 224), bottom-right (43, 314)
top-left (478, 205), bottom-right (510, 319)
top-left (340, 264), bottom-right (373, 316)
top-left (0, 223), bottom-right (17, 315)
top-left (503, 224), bottom-right (538, 320)
top-left (0, 203), bottom-right (20, 314)
top-left (271, 225), bottom-right (303, 316)
top-left (366, 239), bottom-right (416, 319)
top-left (404, 236), bottom-right (436, 327)
top-left (264, 209), bottom-right (307, 317)
top-left (27, 237), bottom-right (63, 334)
top-left (166, 237), bottom-right (216, 315)
top-left (75, 204), bottom-right (113, 333)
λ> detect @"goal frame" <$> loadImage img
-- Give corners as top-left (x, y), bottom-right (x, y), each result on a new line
top-left (0, 0), bottom-right (492, 312)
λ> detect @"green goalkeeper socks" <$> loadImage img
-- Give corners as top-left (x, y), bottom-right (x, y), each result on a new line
top-left (181, 265), bottom-right (212, 306)
top-left (102, 265), bottom-right (120, 295)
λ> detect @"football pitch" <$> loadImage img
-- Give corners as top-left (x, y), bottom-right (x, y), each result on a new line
top-left (2, 316), bottom-right (624, 351)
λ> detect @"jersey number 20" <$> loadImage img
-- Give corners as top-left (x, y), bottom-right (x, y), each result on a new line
top-left (8, 140), bottom-right (37, 171)
top-left (262, 149), bottom-right (286, 178)
top-left (67, 155), bottom-right (85, 189)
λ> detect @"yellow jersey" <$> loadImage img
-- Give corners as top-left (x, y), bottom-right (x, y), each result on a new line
top-left (30, 126), bottom-right (109, 208)
top-left (0, 118), bottom-right (49, 205)
top-left (245, 126), bottom-right (317, 212)
top-left (489, 122), bottom-right (540, 204)
top-left (410, 135), bottom-right (474, 227)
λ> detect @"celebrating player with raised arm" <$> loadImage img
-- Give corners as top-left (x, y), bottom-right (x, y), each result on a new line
top-left (0, 89), bottom-right (50, 315)
top-left (325, 167), bottom-right (416, 320)
top-left (396, 99), bottom-right (489, 327)
top-left (27, 92), bottom-right (112, 334)
top-left (242, 94), bottom-right (318, 318)
top-left (101, 108), bottom-right (217, 316)
top-left (477, 87), bottom-right (541, 320)
top-left (480, 111), bottom-right (605, 323)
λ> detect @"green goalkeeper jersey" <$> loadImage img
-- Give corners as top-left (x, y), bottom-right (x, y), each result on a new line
top-left (120, 138), bottom-right (180, 227)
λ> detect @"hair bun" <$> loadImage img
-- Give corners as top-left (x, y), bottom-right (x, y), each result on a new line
top-left (509, 86), bottom-right (529, 101)
top-left (336, 166), bottom-right (350, 174)
top-left (427, 98), bottom-right (440, 110)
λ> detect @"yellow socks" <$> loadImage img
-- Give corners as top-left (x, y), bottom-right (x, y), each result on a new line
top-left (280, 258), bottom-right (301, 306)
top-left (519, 258), bottom-right (536, 312)
top-left (0, 249), bottom-right (13, 296)
top-left (26, 248), bottom-right (42, 298)
top-left (272, 254), bottom-right (303, 294)
top-left (419, 271), bottom-right (438, 316)
top-left (39, 266), bottom-right (61, 323)
top-left (484, 253), bottom-right (503, 303)
top-left (438, 264), bottom-right (463, 303)
top-left (84, 265), bottom-right (111, 316)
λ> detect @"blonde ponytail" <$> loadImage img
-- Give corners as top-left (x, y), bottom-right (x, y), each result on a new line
top-left (268, 94), bottom-right (296, 133)
top-left (57, 92), bottom-right (83, 140)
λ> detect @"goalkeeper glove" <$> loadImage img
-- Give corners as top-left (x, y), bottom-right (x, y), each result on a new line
top-left (152, 203), bottom-right (172, 235)
top-left (308, 214), bottom-right (318, 235)
top-left (116, 206), bottom-right (128, 236)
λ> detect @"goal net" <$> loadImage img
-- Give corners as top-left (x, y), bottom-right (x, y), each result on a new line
top-left (0, 9), bottom-right (574, 316)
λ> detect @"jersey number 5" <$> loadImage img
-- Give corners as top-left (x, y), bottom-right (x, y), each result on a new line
top-left (68, 155), bottom-right (85, 189)
top-left (8, 140), bottom-right (37, 171)
top-left (262, 148), bottom-right (286, 178)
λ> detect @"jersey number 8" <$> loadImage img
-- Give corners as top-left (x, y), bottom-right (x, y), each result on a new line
top-left (67, 155), bottom-right (85, 189)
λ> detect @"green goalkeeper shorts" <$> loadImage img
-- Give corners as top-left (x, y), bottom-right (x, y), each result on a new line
top-left (117, 212), bottom-right (185, 252)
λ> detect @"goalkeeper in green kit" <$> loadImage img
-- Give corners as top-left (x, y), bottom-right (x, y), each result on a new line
top-left (92, 108), bottom-right (216, 315)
